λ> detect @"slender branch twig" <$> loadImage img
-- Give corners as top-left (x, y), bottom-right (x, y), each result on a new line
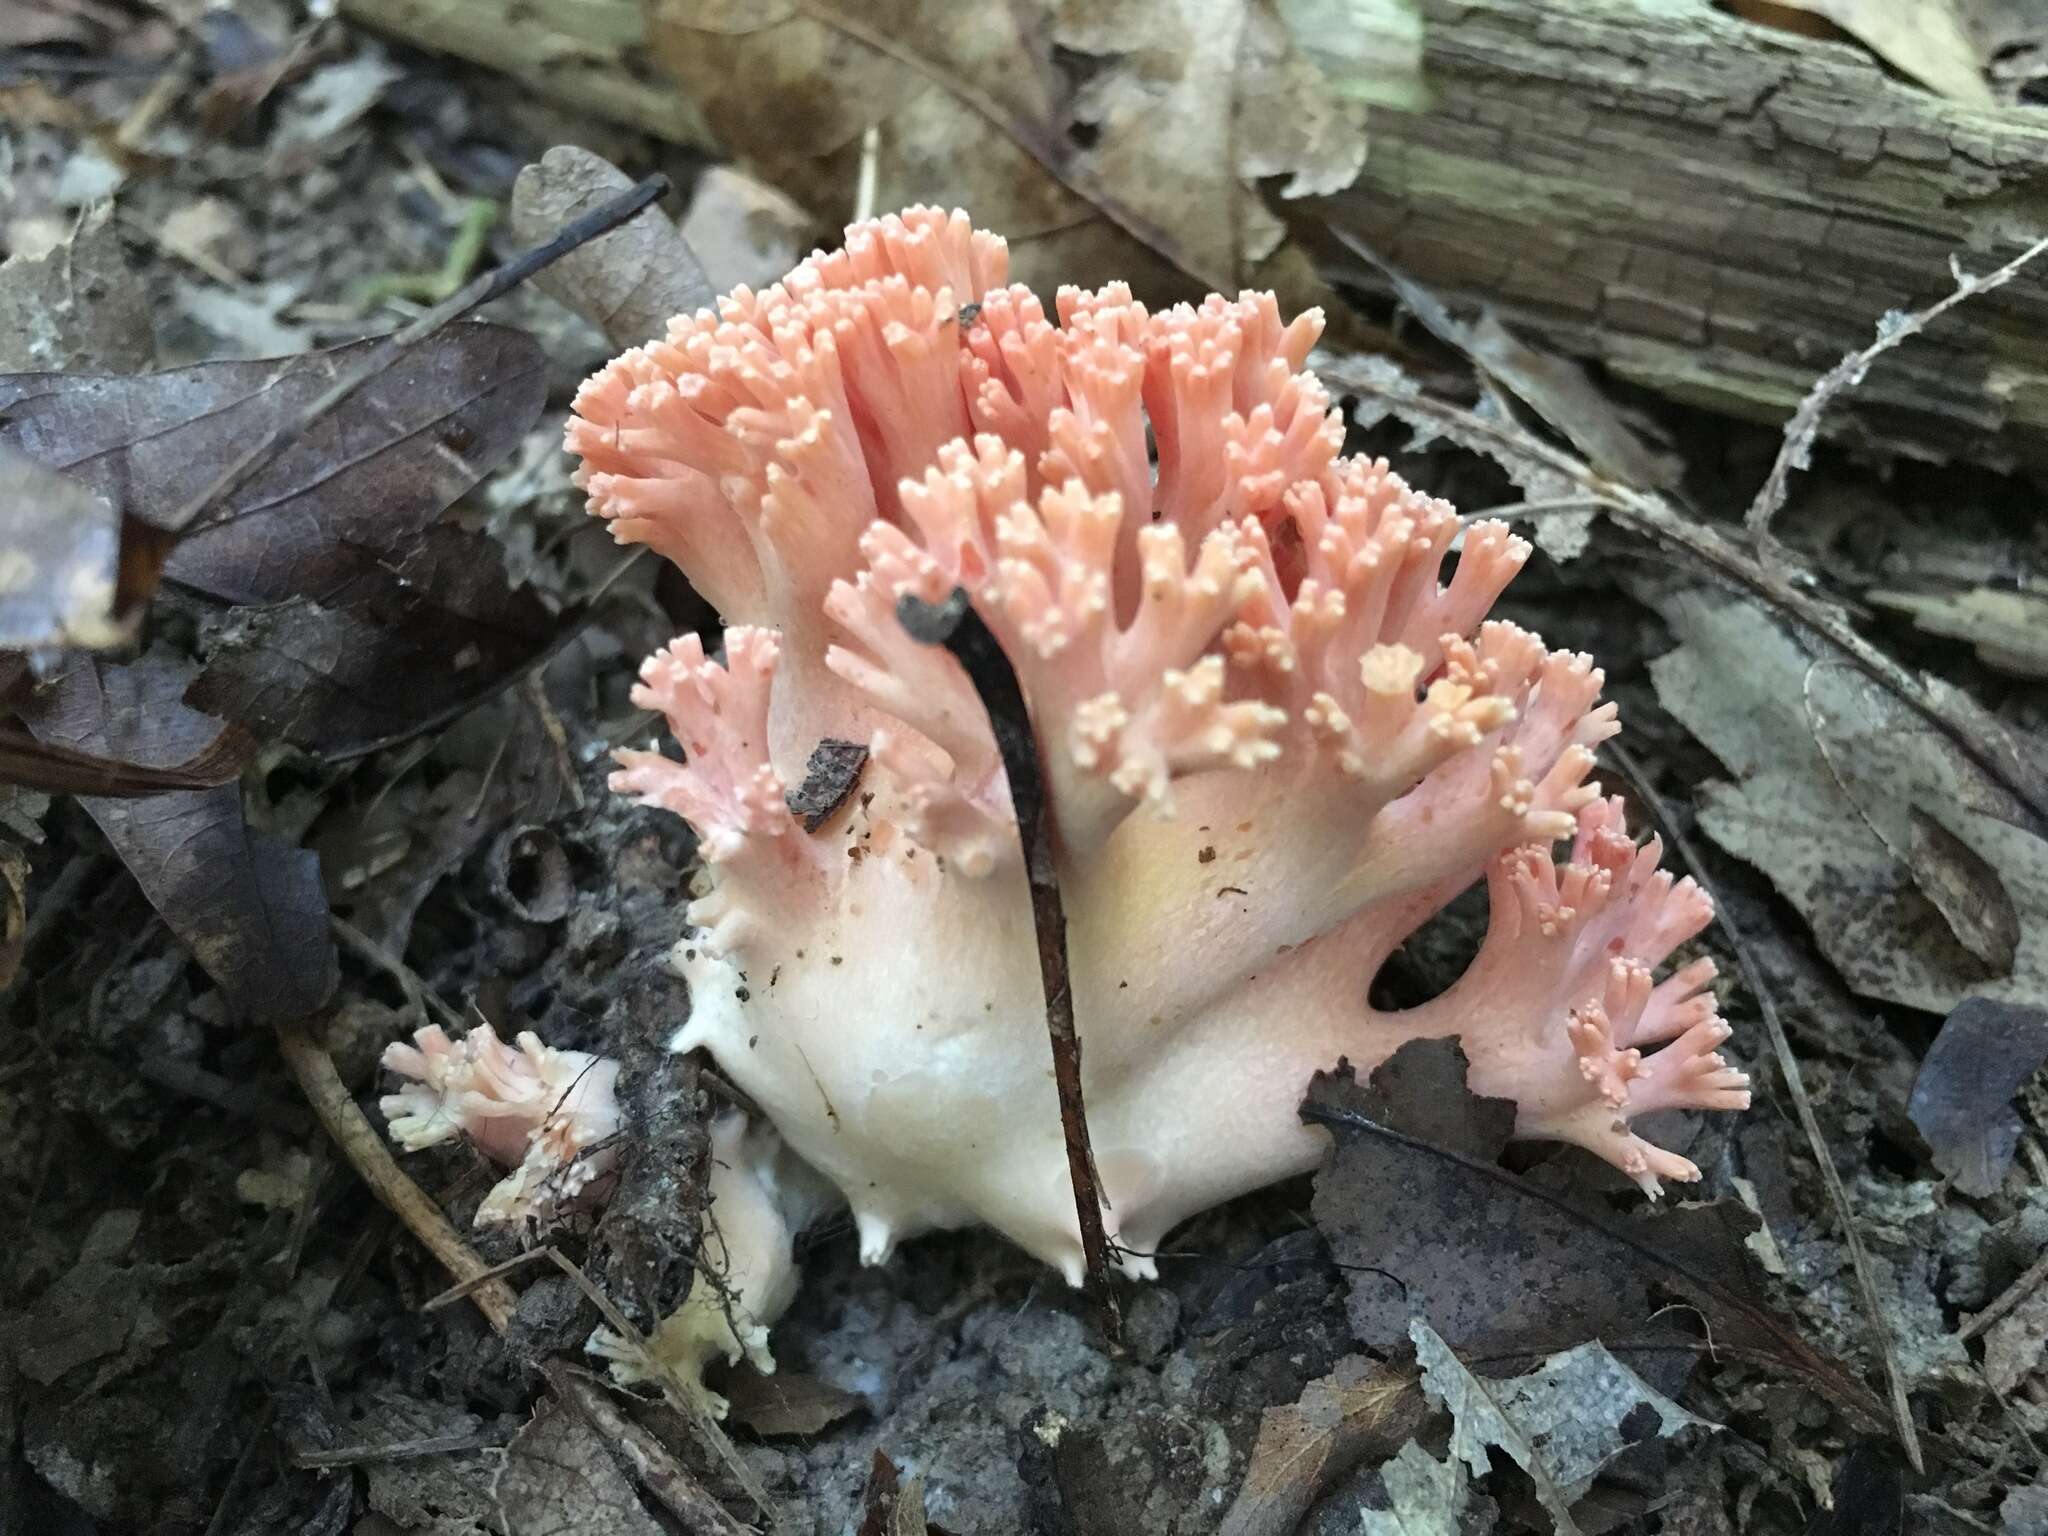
top-left (1746, 233), bottom-right (2048, 541)
top-left (897, 589), bottom-right (1122, 1339)
top-left (1609, 744), bottom-right (1925, 1472)
top-left (274, 1017), bottom-right (518, 1332)
top-left (167, 174), bottom-right (671, 539)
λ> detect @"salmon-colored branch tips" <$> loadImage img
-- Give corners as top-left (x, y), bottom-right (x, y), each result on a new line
top-left (383, 205), bottom-right (1748, 1397)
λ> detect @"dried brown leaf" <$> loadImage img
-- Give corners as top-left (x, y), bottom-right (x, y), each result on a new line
top-left (1301, 1044), bottom-right (1887, 1422)
top-left (0, 323), bottom-right (544, 584)
top-left (0, 722), bottom-right (250, 798)
top-left (182, 525), bottom-right (559, 759)
top-left (646, 0), bottom-right (1395, 308)
top-left (720, 1367), bottom-right (865, 1438)
top-left (17, 648), bottom-right (334, 1024)
top-left (511, 146), bottom-right (715, 349)
top-left (1219, 1355), bottom-right (1423, 1536)
top-left (856, 1450), bottom-right (938, 1536)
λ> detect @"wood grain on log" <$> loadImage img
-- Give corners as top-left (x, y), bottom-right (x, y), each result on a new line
top-left (1314, 0), bottom-right (2048, 466)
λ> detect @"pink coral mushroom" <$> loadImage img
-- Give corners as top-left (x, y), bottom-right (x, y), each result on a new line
top-left (566, 207), bottom-right (1750, 1286)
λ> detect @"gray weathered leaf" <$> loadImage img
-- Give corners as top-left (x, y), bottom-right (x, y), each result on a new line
top-left (1414, 1321), bottom-right (1711, 1532)
top-left (1650, 591), bottom-right (2048, 1013)
top-left (1359, 1442), bottom-right (1470, 1536)
top-left (0, 202), bottom-right (155, 374)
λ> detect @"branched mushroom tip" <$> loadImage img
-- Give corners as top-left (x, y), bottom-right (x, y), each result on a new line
top-left (384, 205), bottom-right (1749, 1375)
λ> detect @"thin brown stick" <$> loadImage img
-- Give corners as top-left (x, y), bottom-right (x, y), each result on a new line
top-left (1962, 1247), bottom-right (2048, 1342)
top-left (896, 590), bottom-right (1122, 1338)
top-left (542, 1247), bottom-right (779, 1524)
top-left (274, 1018), bottom-right (518, 1332)
top-left (1609, 745), bottom-right (1925, 1472)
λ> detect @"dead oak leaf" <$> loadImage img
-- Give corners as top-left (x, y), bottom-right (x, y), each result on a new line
top-left (1301, 1042), bottom-right (1886, 1424)
top-left (1218, 1354), bottom-right (1423, 1536)
top-left (18, 647), bottom-right (334, 1024)
top-left (647, 0), bottom-right (1390, 303)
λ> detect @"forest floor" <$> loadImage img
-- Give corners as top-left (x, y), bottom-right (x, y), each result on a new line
top-left (2, 6), bottom-right (2046, 1535)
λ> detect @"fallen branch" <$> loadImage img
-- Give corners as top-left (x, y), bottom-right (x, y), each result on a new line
top-left (274, 1016), bottom-right (518, 1332)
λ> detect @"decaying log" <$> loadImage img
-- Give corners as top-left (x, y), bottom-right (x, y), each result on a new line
top-left (1312, 0), bottom-right (2048, 468)
top-left (342, 0), bottom-right (2048, 467)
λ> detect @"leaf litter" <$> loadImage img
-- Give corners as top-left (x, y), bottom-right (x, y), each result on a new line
top-left (5, 7), bottom-right (2048, 1534)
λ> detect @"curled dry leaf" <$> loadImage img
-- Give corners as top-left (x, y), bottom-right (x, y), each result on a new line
top-left (495, 1393), bottom-right (665, 1536)
top-left (644, 0), bottom-right (1408, 312)
top-left (0, 721), bottom-right (250, 799)
top-left (1301, 1042), bottom-right (1886, 1422)
top-left (1219, 1355), bottom-right (1424, 1536)
top-left (1651, 590), bottom-right (2048, 1015)
top-left (510, 146), bottom-right (715, 349)
top-left (16, 648), bottom-right (335, 1024)
top-left (1413, 1320), bottom-right (1712, 1535)
top-left (1906, 996), bottom-right (2048, 1198)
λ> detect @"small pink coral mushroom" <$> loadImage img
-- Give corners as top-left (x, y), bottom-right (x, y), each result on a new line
top-left (381, 1024), bottom-right (817, 1414)
top-left (381, 1023), bottom-right (621, 1227)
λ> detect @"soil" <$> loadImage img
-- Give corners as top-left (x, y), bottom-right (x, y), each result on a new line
top-left (2, 9), bottom-right (2044, 1535)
